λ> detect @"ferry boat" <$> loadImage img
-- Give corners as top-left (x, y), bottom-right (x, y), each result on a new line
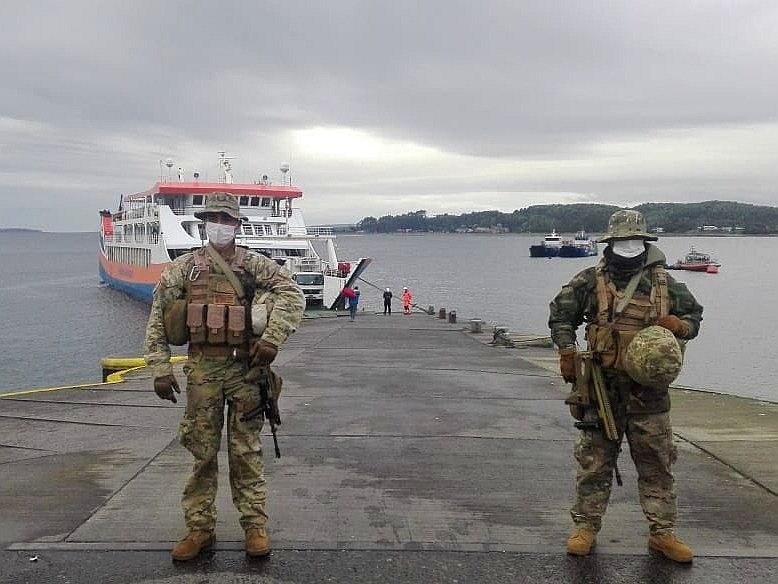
top-left (558, 231), bottom-right (598, 257)
top-left (99, 153), bottom-right (371, 308)
top-left (667, 247), bottom-right (721, 274)
top-left (529, 230), bottom-right (563, 257)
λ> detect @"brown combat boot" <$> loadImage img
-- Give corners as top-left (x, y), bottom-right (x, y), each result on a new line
top-left (245, 526), bottom-right (271, 557)
top-left (648, 532), bottom-right (693, 563)
top-left (566, 527), bottom-right (596, 556)
top-left (171, 530), bottom-right (215, 561)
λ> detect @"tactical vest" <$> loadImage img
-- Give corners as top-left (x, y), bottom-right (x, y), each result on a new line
top-left (585, 261), bottom-right (669, 371)
top-left (185, 247), bottom-right (249, 348)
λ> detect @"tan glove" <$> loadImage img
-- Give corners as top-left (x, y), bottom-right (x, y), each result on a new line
top-left (656, 315), bottom-right (690, 338)
top-left (250, 339), bottom-right (278, 366)
top-left (154, 374), bottom-right (181, 403)
top-left (559, 348), bottom-right (577, 383)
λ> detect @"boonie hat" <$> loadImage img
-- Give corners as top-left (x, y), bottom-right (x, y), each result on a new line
top-left (194, 192), bottom-right (246, 221)
top-left (597, 209), bottom-right (658, 243)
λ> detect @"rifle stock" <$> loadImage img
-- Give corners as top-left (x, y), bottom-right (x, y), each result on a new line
top-left (241, 366), bottom-right (282, 458)
top-left (573, 351), bottom-right (619, 442)
top-left (573, 351), bottom-right (623, 486)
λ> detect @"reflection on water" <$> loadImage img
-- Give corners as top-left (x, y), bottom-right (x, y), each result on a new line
top-left (1, 231), bottom-right (775, 401)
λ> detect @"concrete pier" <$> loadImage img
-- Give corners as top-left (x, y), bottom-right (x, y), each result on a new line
top-left (2, 313), bottom-right (778, 583)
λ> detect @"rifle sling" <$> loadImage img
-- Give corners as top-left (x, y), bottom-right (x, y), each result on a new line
top-left (613, 267), bottom-right (645, 317)
top-left (205, 244), bottom-right (246, 303)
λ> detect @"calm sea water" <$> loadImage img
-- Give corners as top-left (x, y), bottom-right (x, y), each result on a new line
top-left (0, 231), bottom-right (774, 401)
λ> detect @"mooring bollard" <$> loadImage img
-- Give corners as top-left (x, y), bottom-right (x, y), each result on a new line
top-left (448, 310), bottom-right (457, 324)
top-left (438, 308), bottom-right (447, 319)
top-left (469, 318), bottom-right (483, 333)
top-left (428, 305), bottom-right (434, 315)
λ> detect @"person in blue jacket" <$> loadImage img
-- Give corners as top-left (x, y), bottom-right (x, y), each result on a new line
top-left (348, 286), bottom-right (361, 321)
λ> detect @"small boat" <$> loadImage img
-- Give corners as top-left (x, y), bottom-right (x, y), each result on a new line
top-left (667, 247), bottom-right (721, 273)
top-left (529, 230), bottom-right (563, 257)
top-left (559, 231), bottom-right (598, 257)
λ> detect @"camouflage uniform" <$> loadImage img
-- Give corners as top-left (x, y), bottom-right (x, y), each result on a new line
top-left (549, 237), bottom-right (703, 535)
top-left (144, 246), bottom-right (305, 532)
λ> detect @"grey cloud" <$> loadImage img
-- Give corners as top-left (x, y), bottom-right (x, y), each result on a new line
top-left (1, 1), bottom-right (778, 229)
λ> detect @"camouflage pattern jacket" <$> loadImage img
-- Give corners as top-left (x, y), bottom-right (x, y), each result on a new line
top-left (144, 246), bottom-right (305, 378)
top-left (549, 244), bottom-right (703, 350)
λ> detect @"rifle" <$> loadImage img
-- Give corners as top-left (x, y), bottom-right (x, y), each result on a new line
top-left (570, 350), bottom-right (623, 486)
top-left (241, 366), bottom-right (282, 459)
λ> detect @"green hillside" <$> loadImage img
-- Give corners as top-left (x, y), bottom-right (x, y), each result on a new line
top-left (357, 201), bottom-right (778, 234)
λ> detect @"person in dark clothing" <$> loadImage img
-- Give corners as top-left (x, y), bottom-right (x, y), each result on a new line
top-left (383, 288), bottom-right (393, 315)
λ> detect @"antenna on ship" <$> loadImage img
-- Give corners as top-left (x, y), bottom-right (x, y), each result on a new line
top-left (218, 151), bottom-right (236, 184)
top-left (280, 163), bottom-right (290, 186)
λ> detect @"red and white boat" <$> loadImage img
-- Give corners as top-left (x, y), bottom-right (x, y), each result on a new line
top-left (667, 247), bottom-right (721, 274)
top-left (99, 152), bottom-right (371, 307)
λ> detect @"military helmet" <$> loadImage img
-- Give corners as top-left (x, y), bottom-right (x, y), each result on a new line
top-left (597, 209), bottom-right (658, 243)
top-left (623, 325), bottom-right (684, 389)
top-left (194, 192), bottom-right (245, 221)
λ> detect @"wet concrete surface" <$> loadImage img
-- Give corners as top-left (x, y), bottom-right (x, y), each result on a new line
top-left (1, 313), bottom-right (778, 582)
top-left (3, 549), bottom-right (778, 584)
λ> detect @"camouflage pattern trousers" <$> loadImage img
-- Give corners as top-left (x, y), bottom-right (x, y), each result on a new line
top-left (571, 377), bottom-right (678, 534)
top-left (179, 354), bottom-right (266, 532)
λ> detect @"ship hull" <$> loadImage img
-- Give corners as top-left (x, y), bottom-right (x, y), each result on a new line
top-left (558, 244), bottom-right (597, 257)
top-left (98, 253), bottom-right (163, 303)
top-left (667, 263), bottom-right (718, 272)
top-left (529, 245), bottom-right (559, 257)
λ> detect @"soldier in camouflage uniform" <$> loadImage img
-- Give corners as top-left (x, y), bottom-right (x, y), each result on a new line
top-left (548, 210), bottom-right (703, 563)
top-left (144, 193), bottom-right (305, 561)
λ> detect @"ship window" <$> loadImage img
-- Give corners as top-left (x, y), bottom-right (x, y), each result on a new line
top-left (264, 224), bottom-right (273, 235)
top-left (239, 196), bottom-right (249, 206)
top-left (261, 197), bottom-right (271, 207)
top-left (193, 195), bottom-right (203, 205)
top-left (250, 197), bottom-right (260, 206)
top-left (252, 225), bottom-right (262, 236)
top-left (277, 224), bottom-right (287, 235)
top-left (242, 225), bottom-right (253, 235)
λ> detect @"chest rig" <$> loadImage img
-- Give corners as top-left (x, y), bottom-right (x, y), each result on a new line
top-left (185, 247), bottom-right (249, 348)
top-left (585, 260), bottom-right (669, 371)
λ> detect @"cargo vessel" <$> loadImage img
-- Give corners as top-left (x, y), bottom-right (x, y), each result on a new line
top-left (99, 153), bottom-right (371, 308)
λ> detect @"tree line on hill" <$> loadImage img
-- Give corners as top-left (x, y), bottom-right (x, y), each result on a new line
top-left (356, 201), bottom-right (778, 234)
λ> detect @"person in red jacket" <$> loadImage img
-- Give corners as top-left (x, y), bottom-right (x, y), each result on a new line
top-left (402, 287), bottom-right (413, 315)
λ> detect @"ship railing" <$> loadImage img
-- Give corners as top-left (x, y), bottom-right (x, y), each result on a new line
top-left (103, 234), bottom-right (159, 245)
top-left (307, 227), bottom-right (334, 236)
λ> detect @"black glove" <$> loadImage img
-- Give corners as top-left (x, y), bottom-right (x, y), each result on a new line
top-left (154, 374), bottom-right (181, 403)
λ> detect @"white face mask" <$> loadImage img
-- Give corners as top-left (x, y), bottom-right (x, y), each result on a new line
top-left (205, 222), bottom-right (237, 246)
top-left (611, 239), bottom-right (646, 258)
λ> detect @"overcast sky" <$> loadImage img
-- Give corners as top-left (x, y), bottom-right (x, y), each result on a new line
top-left (2, 1), bottom-right (778, 230)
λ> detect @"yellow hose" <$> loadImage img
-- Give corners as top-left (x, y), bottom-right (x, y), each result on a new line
top-left (0, 355), bottom-right (188, 398)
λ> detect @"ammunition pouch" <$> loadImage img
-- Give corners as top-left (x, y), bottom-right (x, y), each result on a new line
top-left (585, 324), bottom-right (639, 372)
top-left (163, 299), bottom-right (189, 346)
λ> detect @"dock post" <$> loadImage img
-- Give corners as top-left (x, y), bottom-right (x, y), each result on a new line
top-left (469, 318), bottom-right (483, 333)
top-left (438, 308), bottom-right (447, 319)
top-left (448, 310), bottom-right (457, 324)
